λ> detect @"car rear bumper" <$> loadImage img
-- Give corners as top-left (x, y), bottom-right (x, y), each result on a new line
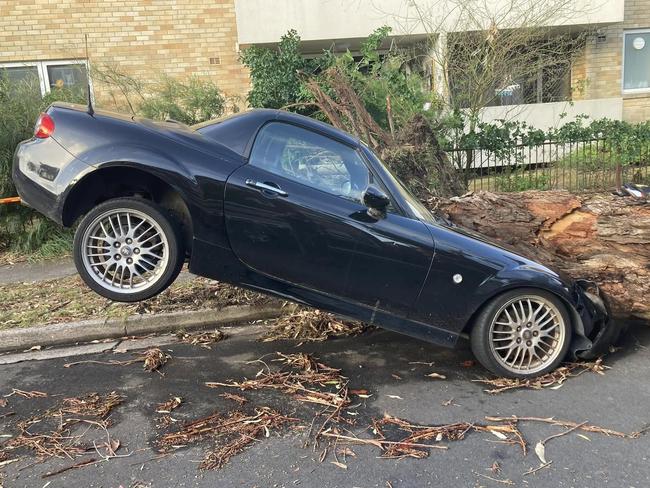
top-left (12, 154), bottom-right (63, 224)
top-left (12, 137), bottom-right (92, 226)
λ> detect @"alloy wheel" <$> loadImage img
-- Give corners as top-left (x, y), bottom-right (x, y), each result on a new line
top-left (80, 208), bottom-right (169, 293)
top-left (488, 295), bottom-right (566, 375)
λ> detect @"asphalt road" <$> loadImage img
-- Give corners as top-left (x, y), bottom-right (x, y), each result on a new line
top-left (0, 323), bottom-right (648, 488)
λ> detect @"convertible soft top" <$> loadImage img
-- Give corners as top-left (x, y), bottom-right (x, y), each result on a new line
top-left (195, 109), bottom-right (360, 158)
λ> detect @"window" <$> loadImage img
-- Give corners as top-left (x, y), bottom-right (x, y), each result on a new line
top-left (447, 34), bottom-right (576, 108)
top-left (0, 60), bottom-right (89, 97)
top-left (0, 65), bottom-right (40, 95)
top-left (623, 30), bottom-right (650, 93)
top-left (250, 122), bottom-right (370, 203)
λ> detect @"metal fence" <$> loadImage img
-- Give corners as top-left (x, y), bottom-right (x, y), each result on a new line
top-left (446, 139), bottom-right (650, 192)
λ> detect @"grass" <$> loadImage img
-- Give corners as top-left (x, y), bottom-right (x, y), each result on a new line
top-left (0, 275), bottom-right (279, 330)
top-left (0, 234), bottom-right (72, 266)
top-left (469, 164), bottom-right (650, 192)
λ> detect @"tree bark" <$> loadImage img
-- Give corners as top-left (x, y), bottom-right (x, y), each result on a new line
top-left (429, 191), bottom-right (650, 321)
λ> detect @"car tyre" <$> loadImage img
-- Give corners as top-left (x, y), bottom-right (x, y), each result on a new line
top-left (73, 197), bottom-right (184, 302)
top-left (470, 288), bottom-right (572, 378)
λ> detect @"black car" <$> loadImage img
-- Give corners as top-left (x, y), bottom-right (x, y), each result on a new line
top-left (12, 103), bottom-right (617, 378)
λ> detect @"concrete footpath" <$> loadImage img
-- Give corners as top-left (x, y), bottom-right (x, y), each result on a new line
top-left (0, 257), bottom-right (77, 285)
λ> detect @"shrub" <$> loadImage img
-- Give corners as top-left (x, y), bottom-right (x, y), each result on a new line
top-left (139, 76), bottom-right (226, 125)
top-left (0, 77), bottom-right (84, 254)
top-left (240, 30), bottom-right (324, 113)
top-left (494, 168), bottom-right (552, 192)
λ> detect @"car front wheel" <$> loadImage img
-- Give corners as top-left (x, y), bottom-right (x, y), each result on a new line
top-left (470, 289), bottom-right (572, 378)
top-left (73, 197), bottom-right (184, 302)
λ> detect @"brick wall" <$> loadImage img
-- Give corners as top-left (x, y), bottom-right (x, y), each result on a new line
top-left (576, 0), bottom-right (650, 121)
top-left (621, 0), bottom-right (650, 121)
top-left (0, 0), bottom-right (250, 109)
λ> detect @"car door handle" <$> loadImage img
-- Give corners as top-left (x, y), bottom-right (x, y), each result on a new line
top-left (245, 179), bottom-right (288, 197)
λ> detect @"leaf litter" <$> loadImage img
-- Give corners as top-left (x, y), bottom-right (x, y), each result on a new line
top-left (262, 308), bottom-right (367, 342)
top-left (192, 353), bottom-right (640, 469)
top-left (0, 391), bottom-right (124, 467)
top-left (475, 359), bottom-right (608, 394)
top-left (155, 408), bottom-right (298, 470)
top-left (176, 329), bottom-right (225, 349)
top-left (63, 347), bottom-right (170, 374)
top-left (155, 397), bottom-right (182, 414)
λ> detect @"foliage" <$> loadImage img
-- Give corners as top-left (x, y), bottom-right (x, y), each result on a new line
top-left (0, 77), bottom-right (84, 254)
top-left (494, 168), bottom-right (552, 192)
top-left (554, 144), bottom-right (621, 171)
top-left (139, 76), bottom-right (226, 125)
top-left (240, 30), bottom-right (324, 112)
top-left (317, 27), bottom-right (440, 135)
top-left (1, 69), bottom-right (230, 256)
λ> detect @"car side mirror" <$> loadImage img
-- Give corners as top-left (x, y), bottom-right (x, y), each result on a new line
top-left (362, 185), bottom-right (390, 218)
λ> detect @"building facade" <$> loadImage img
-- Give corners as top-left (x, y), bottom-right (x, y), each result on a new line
top-left (234, 0), bottom-right (650, 126)
top-left (2, 0), bottom-right (650, 126)
top-left (0, 0), bottom-right (248, 107)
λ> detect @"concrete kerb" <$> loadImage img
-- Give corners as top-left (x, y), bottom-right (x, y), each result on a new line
top-left (0, 304), bottom-right (284, 354)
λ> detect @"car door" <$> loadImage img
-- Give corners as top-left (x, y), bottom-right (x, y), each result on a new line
top-left (224, 121), bottom-right (434, 317)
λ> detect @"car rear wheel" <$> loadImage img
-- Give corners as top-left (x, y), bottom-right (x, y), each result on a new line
top-left (73, 197), bottom-right (184, 302)
top-left (470, 289), bottom-right (572, 378)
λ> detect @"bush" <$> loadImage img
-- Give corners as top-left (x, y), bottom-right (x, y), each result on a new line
top-left (138, 76), bottom-right (226, 125)
top-left (240, 30), bottom-right (323, 113)
top-left (1, 71), bottom-right (229, 257)
top-left (0, 77), bottom-right (84, 254)
top-left (494, 168), bottom-right (552, 192)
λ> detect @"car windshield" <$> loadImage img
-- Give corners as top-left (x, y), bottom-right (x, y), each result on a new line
top-left (363, 146), bottom-right (436, 223)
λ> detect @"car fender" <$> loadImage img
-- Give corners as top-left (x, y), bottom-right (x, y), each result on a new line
top-left (472, 265), bottom-right (606, 358)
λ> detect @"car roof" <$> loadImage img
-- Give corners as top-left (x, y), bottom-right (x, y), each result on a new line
top-left (195, 108), bottom-right (360, 157)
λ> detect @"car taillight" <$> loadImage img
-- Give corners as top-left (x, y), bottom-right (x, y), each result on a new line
top-left (34, 113), bottom-right (55, 139)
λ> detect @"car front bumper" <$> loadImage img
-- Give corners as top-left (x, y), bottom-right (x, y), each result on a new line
top-left (570, 280), bottom-right (621, 359)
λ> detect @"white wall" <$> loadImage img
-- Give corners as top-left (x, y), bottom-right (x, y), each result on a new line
top-left (235, 0), bottom-right (624, 46)
top-left (478, 97), bottom-right (624, 130)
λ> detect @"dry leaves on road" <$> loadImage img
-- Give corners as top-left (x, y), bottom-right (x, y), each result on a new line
top-left (1, 391), bottom-right (124, 462)
top-left (155, 397), bottom-right (182, 414)
top-left (475, 359), bottom-right (608, 394)
top-left (156, 407), bottom-right (298, 469)
top-left (262, 308), bottom-right (367, 342)
top-left (4, 389), bottom-right (47, 399)
top-left (63, 348), bottom-right (170, 374)
top-left (205, 352), bottom-right (352, 433)
top-left (176, 330), bottom-right (225, 349)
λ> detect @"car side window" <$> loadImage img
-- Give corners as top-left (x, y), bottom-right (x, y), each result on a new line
top-left (249, 122), bottom-right (370, 203)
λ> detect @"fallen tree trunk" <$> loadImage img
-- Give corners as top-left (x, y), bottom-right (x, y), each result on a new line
top-left (429, 191), bottom-right (650, 321)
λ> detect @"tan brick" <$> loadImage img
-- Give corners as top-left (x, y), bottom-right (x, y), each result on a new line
top-left (0, 0), bottom-right (250, 106)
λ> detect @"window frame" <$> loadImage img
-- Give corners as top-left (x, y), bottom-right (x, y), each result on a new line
top-left (622, 29), bottom-right (650, 95)
top-left (0, 59), bottom-right (91, 97)
top-left (248, 121), bottom-right (403, 215)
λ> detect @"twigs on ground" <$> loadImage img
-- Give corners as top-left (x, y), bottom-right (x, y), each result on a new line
top-left (140, 348), bottom-right (170, 373)
top-left (366, 414), bottom-right (527, 459)
top-left (475, 359), bottom-right (608, 394)
top-left (156, 407), bottom-right (298, 469)
top-left (41, 457), bottom-right (97, 478)
top-left (176, 329), bottom-right (225, 349)
top-left (219, 393), bottom-right (248, 406)
top-left (63, 348), bottom-right (170, 374)
top-left (1, 392), bottom-right (124, 463)
top-left (533, 421), bottom-right (587, 464)
top-left (206, 352), bottom-right (351, 437)
top-left (155, 397), bottom-right (182, 414)
top-left (4, 389), bottom-right (47, 399)
top-left (485, 415), bottom-right (645, 439)
top-left (57, 392), bottom-right (124, 419)
top-left (263, 308), bottom-right (367, 342)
